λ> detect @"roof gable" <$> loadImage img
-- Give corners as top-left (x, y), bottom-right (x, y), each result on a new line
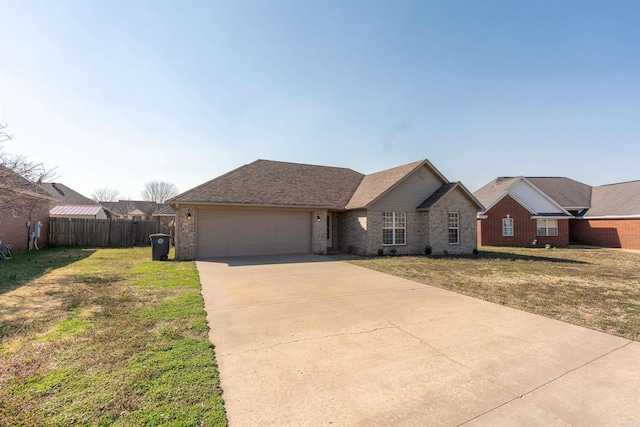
top-left (475, 176), bottom-right (571, 216)
top-left (473, 177), bottom-right (519, 209)
top-left (418, 182), bottom-right (484, 211)
top-left (169, 160), bottom-right (364, 209)
top-left (525, 177), bottom-right (592, 209)
top-left (346, 159), bottom-right (448, 209)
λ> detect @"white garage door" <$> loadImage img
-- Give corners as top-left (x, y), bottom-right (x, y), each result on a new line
top-left (197, 208), bottom-right (312, 258)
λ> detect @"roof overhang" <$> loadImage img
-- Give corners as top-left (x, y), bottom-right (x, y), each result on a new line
top-left (416, 182), bottom-right (484, 212)
top-left (169, 201), bottom-right (339, 210)
top-left (531, 215), bottom-right (573, 220)
top-left (480, 180), bottom-right (572, 218)
top-left (580, 215), bottom-right (640, 220)
top-left (358, 159), bottom-right (449, 210)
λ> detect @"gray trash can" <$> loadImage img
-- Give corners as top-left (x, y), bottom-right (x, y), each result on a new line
top-left (150, 234), bottom-right (171, 261)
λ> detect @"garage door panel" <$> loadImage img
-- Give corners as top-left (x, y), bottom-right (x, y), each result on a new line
top-left (197, 209), bottom-right (312, 258)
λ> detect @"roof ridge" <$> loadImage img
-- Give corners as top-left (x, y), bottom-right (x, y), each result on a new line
top-left (596, 179), bottom-right (640, 187)
top-left (255, 159), bottom-right (359, 172)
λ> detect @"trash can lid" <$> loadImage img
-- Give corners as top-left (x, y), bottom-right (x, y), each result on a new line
top-left (149, 233), bottom-right (172, 237)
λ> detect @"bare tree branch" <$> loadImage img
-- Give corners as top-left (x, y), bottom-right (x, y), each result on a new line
top-left (141, 181), bottom-right (179, 204)
top-left (0, 124), bottom-right (57, 214)
top-left (92, 187), bottom-right (121, 202)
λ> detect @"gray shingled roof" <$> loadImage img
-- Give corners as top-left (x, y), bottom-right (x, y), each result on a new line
top-left (152, 205), bottom-right (175, 216)
top-left (346, 160), bottom-right (426, 209)
top-left (475, 175), bottom-right (640, 218)
top-left (584, 180), bottom-right (640, 217)
top-left (416, 183), bottom-right (457, 209)
top-left (39, 182), bottom-right (97, 206)
top-left (526, 177), bottom-right (592, 209)
top-left (472, 177), bottom-right (519, 209)
top-left (417, 182), bottom-right (484, 211)
top-left (0, 165), bottom-right (54, 200)
top-left (170, 160), bottom-right (365, 209)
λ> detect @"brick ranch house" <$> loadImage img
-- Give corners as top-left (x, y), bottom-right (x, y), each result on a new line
top-left (0, 166), bottom-right (52, 252)
top-left (168, 159), bottom-right (484, 260)
top-left (475, 176), bottom-right (640, 249)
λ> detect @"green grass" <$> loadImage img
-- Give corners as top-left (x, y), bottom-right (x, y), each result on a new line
top-left (347, 246), bottom-right (640, 341)
top-left (0, 247), bottom-right (227, 426)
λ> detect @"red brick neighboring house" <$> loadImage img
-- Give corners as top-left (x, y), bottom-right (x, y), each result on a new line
top-left (474, 177), bottom-right (573, 247)
top-left (570, 180), bottom-right (640, 249)
top-left (475, 176), bottom-right (640, 250)
top-left (0, 166), bottom-right (52, 252)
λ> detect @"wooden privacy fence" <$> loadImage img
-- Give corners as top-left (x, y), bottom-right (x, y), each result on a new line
top-left (49, 218), bottom-right (160, 248)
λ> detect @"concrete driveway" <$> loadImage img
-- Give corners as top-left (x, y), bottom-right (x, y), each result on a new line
top-left (197, 254), bottom-right (640, 426)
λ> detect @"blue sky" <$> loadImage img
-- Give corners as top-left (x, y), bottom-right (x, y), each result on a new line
top-left (1, 0), bottom-right (639, 200)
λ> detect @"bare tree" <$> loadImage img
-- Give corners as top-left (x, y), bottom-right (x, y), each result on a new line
top-left (141, 181), bottom-right (179, 204)
top-left (1, 124), bottom-right (57, 214)
top-left (92, 187), bottom-right (121, 202)
top-left (1, 124), bottom-right (57, 184)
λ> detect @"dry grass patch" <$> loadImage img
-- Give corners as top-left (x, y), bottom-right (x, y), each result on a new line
top-left (347, 246), bottom-right (640, 341)
top-left (0, 247), bottom-right (226, 426)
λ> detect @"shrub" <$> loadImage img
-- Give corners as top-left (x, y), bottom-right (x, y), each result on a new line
top-left (424, 245), bottom-right (432, 256)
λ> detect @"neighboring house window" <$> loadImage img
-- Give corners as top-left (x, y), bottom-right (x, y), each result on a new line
top-left (448, 212), bottom-right (459, 244)
top-left (503, 218), bottom-right (514, 236)
top-left (537, 219), bottom-right (558, 236)
top-left (383, 212), bottom-right (406, 245)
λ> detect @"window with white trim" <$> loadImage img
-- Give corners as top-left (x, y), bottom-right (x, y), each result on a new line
top-left (448, 212), bottom-right (459, 244)
top-left (502, 217), bottom-right (514, 236)
top-left (383, 212), bottom-right (406, 245)
top-left (537, 219), bottom-right (558, 236)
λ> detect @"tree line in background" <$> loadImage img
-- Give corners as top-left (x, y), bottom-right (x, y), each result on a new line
top-left (1, 124), bottom-right (179, 207)
top-left (92, 181), bottom-right (179, 204)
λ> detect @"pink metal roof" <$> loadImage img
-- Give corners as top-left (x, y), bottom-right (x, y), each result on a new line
top-left (50, 205), bottom-right (103, 216)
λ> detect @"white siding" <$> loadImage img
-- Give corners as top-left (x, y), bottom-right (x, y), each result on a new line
top-left (372, 165), bottom-right (444, 211)
top-left (510, 180), bottom-right (565, 213)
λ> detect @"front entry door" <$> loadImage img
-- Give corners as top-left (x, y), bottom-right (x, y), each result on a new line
top-left (326, 213), bottom-right (333, 248)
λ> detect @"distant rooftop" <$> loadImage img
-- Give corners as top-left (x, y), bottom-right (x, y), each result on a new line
top-left (50, 205), bottom-right (104, 216)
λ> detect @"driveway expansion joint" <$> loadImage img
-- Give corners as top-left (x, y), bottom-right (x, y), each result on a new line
top-left (457, 340), bottom-right (634, 426)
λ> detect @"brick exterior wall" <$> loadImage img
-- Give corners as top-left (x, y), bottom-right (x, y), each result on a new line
top-left (312, 209), bottom-right (327, 255)
top-left (337, 210), bottom-right (368, 255)
top-left (570, 219), bottom-right (640, 249)
top-left (336, 188), bottom-right (478, 256)
top-left (174, 206), bottom-right (196, 260)
top-left (179, 189), bottom-right (480, 259)
top-left (0, 202), bottom-right (50, 253)
top-left (478, 195), bottom-right (569, 247)
top-left (427, 187), bottom-right (478, 254)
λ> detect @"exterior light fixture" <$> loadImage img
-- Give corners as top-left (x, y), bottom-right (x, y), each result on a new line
top-left (316, 215), bottom-right (321, 222)
top-left (187, 212), bottom-right (192, 220)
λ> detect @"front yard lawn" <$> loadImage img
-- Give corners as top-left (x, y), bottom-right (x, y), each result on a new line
top-left (347, 246), bottom-right (640, 341)
top-left (0, 247), bottom-right (227, 426)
